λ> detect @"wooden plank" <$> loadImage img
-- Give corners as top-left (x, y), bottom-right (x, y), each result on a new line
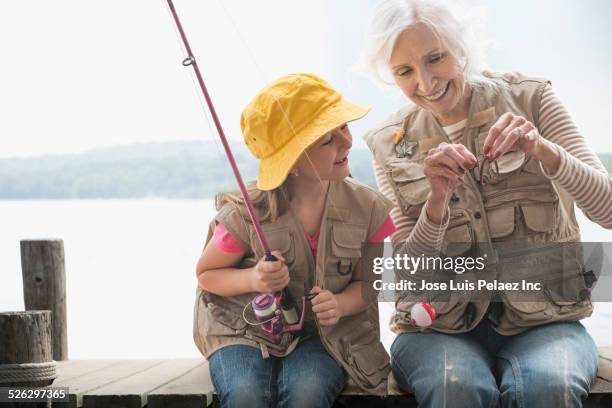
top-left (53, 360), bottom-right (163, 408)
top-left (597, 350), bottom-right (612, 383)
top-left (82, 359), bottom-right (203, 408)
top-left (592, 378), bottom-right (612, 394)
top-left (599, 347), bottom-right (612, 362)
top-left (54, 360), bottom-right (122, 384)
top-left (147, 361), bottom-right (213, 408)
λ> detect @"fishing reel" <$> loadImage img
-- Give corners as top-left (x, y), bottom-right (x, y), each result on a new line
top-left (251, 289), bottom-right (306, 344)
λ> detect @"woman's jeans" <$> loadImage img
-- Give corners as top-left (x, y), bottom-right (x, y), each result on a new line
top-left (209, 337), bottom-right (346, 408)
top-left (391, 319), bottom-right (599, 408)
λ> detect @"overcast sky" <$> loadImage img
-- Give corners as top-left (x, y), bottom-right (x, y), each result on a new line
top-left (1, 0), bottom-right (611, 158)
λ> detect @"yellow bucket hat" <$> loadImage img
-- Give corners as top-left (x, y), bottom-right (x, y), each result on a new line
top-left (241, 73), bottom-right (369, 191)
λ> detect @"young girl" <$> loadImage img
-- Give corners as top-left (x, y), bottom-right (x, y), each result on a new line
top-left (194, 73), bottom-right (395, 408)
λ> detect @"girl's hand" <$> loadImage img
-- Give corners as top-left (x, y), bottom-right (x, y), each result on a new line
top-left (250, 250), bottom-right (289, 293)
top-left (484, 112), bottom-right (545, 161)
top-left (310, 286), bottom-right (342, 326)
top-left (424, 142), bottom-right (477, 202)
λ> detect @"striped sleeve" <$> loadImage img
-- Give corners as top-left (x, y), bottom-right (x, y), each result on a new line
top-left (373, 161), bottom-right (449, 256)
top-left (538, 85), bottom-right (612, 229)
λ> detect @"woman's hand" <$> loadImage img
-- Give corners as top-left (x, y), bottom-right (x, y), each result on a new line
top-left (484, 112), bottom-right (541, 159)
top-left (424, 142), bottom-right (477, 209)
top-left (483, 112), bottom-right (561, 173)
top-left (310, 286), bottom-right (342, 326)
top-left (249, 250), bottom-right (289, 293)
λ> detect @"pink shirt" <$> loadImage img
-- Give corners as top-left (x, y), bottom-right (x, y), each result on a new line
top-left (213, 216), bottom-right (396, 258)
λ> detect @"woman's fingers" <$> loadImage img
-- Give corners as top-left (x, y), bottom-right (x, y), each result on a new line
top-left (520, 127), bottom-right (542, 157)
top-left (424, 164), bottom-right (462, 181)
top-left (440, 143), bottom-right (476, 170)
top-left (436, 153), bottom-right (465, 174)
top-left (483, 112), bottom-right (513, 155)
top-left (490, 116), bottom-right (526, 158)
top-left (426, 144), bottom-right (471, 175)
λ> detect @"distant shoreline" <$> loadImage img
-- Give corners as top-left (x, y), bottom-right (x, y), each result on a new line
top-left (1, 140), bottom-right (609, 200)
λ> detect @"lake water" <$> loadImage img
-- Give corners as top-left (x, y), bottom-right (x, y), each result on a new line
top-left (1, 199), bottom-right (610, 358)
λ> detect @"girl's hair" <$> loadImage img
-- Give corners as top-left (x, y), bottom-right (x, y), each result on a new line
top-left (362, 0), bottom-right (498, 89)
top-left (215, 181), bottom-right (292, 224)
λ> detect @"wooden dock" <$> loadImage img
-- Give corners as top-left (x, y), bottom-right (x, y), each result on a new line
top-left (3, 240), bottom-right (612, 407)
top-left (47, 347), bottom-right (612, 407)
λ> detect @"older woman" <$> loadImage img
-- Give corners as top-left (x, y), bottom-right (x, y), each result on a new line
top-left (362, 0), bottom-right (612, 407)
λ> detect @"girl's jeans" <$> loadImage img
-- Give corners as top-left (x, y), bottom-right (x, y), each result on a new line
top-left (209, 337), bottom-right (346, 408)
top-left (391, 319), bottom-right (599, 408)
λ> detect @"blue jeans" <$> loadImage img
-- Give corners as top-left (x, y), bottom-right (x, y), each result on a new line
top-left (209, 337), bottom-right (346, 408)
top-left (391, 319), bottom-right (598, 408)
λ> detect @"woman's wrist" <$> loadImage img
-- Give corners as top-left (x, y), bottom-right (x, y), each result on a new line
top-left (425, 191), bottom-right (450, 225)
top-left (533, 139), bottom-right (561, 175)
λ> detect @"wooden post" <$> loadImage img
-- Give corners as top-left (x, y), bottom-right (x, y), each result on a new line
top-left (20, 239), bottom-right (68, 361)
top-left (0, 311), bottom-right (54, 387)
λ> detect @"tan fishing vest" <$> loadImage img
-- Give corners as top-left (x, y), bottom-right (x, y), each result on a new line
top-left (193, 177), bottom-right (394, 395)
top-left (364, 71), bottom-right (593, 336)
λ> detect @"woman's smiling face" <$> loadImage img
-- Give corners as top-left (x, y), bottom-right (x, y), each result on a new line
top-left (389, 23), bottom-right (471, 126)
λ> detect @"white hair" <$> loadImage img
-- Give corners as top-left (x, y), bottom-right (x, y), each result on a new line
top-left (362, 0), bottom-right (498, 89)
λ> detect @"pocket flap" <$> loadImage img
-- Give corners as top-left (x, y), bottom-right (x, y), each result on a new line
top-left (331, 225), bottom-right (366, 257)
top-left (545, 274), bottom-right (589, 306)
top-left (504, 300), bottom-right (548, 314)
top-left (477, 132), bottom-right (526, 175)
top-left (333, 226), bottom-right (363, 249)
top-left (390, 162), bottom-right (430, 206)
top-left (390, 162), bottom-right (426, 182)
top-left (496, 150), bottom-right (526, 174)
top-left (521, 202), bottom-right (556, 233)
top-left (442, 215), bottom-right (473, 256)
top-left (487, 206), bottom-right (515, 238)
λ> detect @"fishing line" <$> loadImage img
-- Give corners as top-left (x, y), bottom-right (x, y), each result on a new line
top-left (163, 2), bottom-right (238, 195)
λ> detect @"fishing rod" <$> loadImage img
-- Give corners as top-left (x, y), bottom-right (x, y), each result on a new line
top-left (166, 0), bottom-right (305, 343)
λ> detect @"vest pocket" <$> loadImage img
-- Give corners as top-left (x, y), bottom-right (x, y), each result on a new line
top-left (503, 294), bottom-right (549, 322)
top-left (388, 161), bottom-right (430, 217)
top-left (486, 205), bottom-right (516, 238)
top-left (476, 131), bottom-right (527, 184)
top-left (396, 295), bottom-right (464, 329)
top-left (197, 298), bottom-right (247, 337)
top-left (327, 224), bottom-right (366, 272)
top-left (330, 224), bottom-right (364, 258)
top-left (340, 322), bottom-right (389, 389)
top-left (544, 272), bottom-right (589, 307)
top-left (521, 202), bottom-right (557, 233)
top-left (442, 210), bottom-right (474, 256)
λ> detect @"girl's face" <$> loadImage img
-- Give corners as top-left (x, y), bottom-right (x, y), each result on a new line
top-left (389, 23), bottom-right (470, 126)
top-left (293, 124), bottom-right (352, 182)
